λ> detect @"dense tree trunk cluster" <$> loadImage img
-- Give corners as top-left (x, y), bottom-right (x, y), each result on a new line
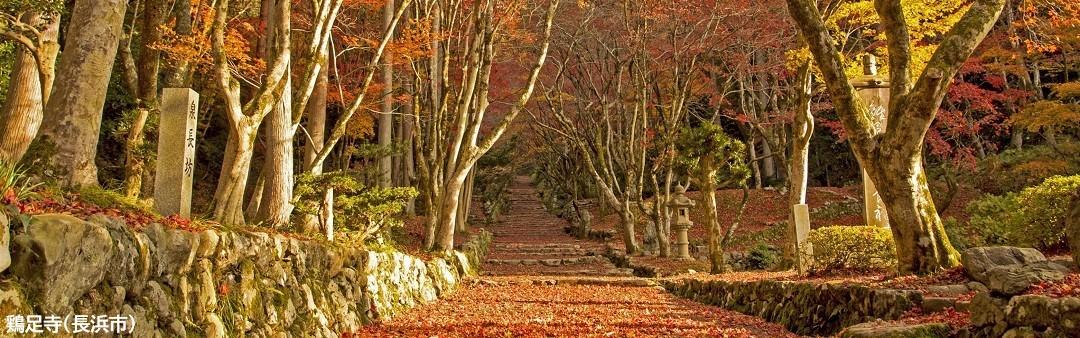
top-left (0, 0), bottom-right (1075, 279)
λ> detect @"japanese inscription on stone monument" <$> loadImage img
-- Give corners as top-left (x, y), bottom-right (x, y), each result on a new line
top-left (154, 88), bottom-right (199, 218)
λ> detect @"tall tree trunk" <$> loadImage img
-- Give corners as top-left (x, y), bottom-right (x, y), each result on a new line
top-left (456, 169), bottom-right (474, 233)
top-left (258, 79), bottom-right (294, 227)
top-left (39, 0), bottom-right (127, 188)
top-left (122, 0), bottom-right (166, 197)
top-left (701, 167), bottom-right (725, 273)
top-left (214, 127), bottom-right (258, 225)
top-left (0, 13), bottom-right (58, 164)
top-left (659, 167), bottom-right (674, 257)
top-left (617, 200), bottom-right (640, 255)
top-left (378, 0), bottom-right (395, 188)
top-left (0, 45), bottom-right (44, 164)
top-left (303, 66), bottom-right (329, 234)
top-left (257, 0), bottom-right (295, 227)
top-left (786, 62), bottom-right (813, 267)
top-left (210, 0), bottom-right (290, 226)
top-left (165, 0), bottom-right (194, 87)
top-left (421, 1), bottom-right (441, 234)
top-left (403, 80), bottom-right (416, 215)
top-left (761, 139), bottom-right (776, 181)
top-left (433, 168), bottom-right (470, 252)
top-left (246, 162), bottom-right (266, 220)
top-left (748, 136), bottom-right (762, 189)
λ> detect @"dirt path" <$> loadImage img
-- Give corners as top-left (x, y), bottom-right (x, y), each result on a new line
top-left (357, 176), bottom-right (797, 337)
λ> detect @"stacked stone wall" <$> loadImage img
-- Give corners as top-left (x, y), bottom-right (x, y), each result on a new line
top-left (0, 213), bottom-right (491, 337)
top-left (664, 278), bottom-right (921, 336)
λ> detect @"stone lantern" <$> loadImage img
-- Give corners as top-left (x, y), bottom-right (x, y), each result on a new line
top-left (669, 184), bottom-right (696, 259)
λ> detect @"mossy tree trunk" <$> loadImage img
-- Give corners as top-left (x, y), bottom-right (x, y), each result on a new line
top-left (783, 0), bottom-right (1005, 274)
top-left (39, 0), bottom-right (127, 188)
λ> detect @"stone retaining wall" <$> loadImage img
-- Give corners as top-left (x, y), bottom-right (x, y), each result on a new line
top-left (0, 213), bottom-right (491, 337)
top-left (663, 278), bottom-right (922, 336)
top-left (963, 292), bottom-right (1080, 337)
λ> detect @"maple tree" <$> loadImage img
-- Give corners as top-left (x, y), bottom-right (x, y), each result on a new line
top-left (784, 0), bottom-right (1007, 275)
top-left (406, 0), bottom-right (560, 252)
top-left (531, 0), bottom-right (743, 256)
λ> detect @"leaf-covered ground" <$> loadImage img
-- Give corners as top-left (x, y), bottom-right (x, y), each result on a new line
top-left (358, 176), bottom-right (799, 337)
top-left (353, 283), bottom-right (798, 337)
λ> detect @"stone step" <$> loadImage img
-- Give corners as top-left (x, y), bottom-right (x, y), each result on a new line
top-left (492, 247), bottom-right (598, 255)
top-left (534, 268), bottom-right (635, 277)
top-left (482, 268), bottom-right (634, 277)
top-left (921, 296), bottom-right (969, 313)
top-left (485, 256), bottom-right (609, 266)
top-left (466, 277), bottom-right (658, 288)
top-left (493, 243), bottom-right (583, 249)
top-left (487, 252), bottom-right (597, 259)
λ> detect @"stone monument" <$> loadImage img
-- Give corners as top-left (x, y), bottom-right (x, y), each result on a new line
top-left (850, 55), bottom-right (890, 228)
top-left (154, 88), bottom-right (199, 218)
top-left (792, 203), bottom-right (812, 273)
top-left (669, 184), bottom-right (696, 260)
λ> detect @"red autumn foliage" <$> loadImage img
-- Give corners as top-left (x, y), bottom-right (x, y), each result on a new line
top-left (1027, 273), bottom-right (1080, 298)
top-left (7, 193), bottom-right (201, 232)
top-left (900, 307), bottom-right (972, 330)
top-left (875, 267), bottom-right (970, 291)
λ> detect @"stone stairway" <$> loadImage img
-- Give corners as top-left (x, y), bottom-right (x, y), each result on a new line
top-left (476, 176), bottom-right (641, 283)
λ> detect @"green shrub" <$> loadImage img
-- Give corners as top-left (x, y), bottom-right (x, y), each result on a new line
top-left (965, 192), bottom-right (1022, 246)
top-left (1015, 175), bottom-right (1080, 249)
top-left (295, 170), bottom-right (417, 243)
top-left (966, 175), bottom-right (1080, 250)
top-left (943, 216), bottom-right (979, 250)
top-left (745, 243), bottom-right (781, 270)
top-left (807, 225), bottom-right (896, 272)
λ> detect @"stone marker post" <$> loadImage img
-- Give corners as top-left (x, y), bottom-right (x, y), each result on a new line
top-left (154, 88), bottom-right (199, 218)
top-left (850, 55), bottom-right (890, 228)
top-left (793, 203), bottom-right (812, 273)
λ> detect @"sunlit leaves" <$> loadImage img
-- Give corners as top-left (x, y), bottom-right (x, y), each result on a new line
top-left (155, 1), bottom-right (265, 79)
top-left (1012, 100), bottom-right (1080, 132)
top-left (1010, 81), bottom-right (1080, 133)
